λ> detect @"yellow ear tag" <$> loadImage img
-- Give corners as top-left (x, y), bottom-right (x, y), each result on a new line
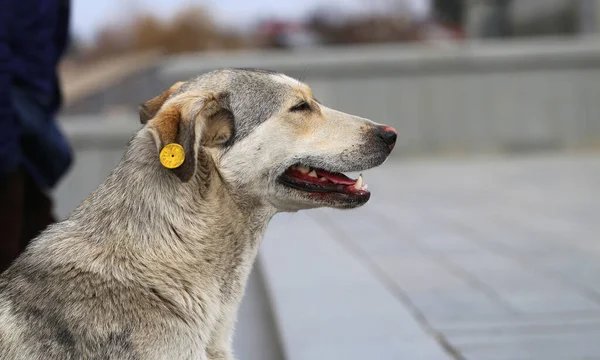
top-left (159, 143), bottom-right (185, 169)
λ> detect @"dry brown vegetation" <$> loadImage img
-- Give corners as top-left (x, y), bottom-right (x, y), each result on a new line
top-left (85, 6), bottom-right (247, 61)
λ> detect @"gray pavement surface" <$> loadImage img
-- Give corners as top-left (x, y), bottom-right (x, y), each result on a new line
top-left (259, 154), bottom-right (600, 360)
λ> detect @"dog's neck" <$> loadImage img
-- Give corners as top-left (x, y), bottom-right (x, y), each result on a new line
top-left (68, 133), bottom-right (275, 298)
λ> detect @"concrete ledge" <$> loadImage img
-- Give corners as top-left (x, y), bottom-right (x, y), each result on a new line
top-left (259, 212), bottom-right (452, 360)
top-left (59, 116), bottom-right (141, 149)
top-left (61, 51), bottom-right (162, 107)
top-left (162, 37), bottom-right (600, 79)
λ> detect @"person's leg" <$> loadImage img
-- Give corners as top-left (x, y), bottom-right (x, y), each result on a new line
top-left (0, 170), bottom-right (25, 273)
top-left (19, 171), bottom-right (54, 253)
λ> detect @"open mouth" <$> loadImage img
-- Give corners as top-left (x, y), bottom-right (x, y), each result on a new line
top-left (278, 164), bottom-right (370, 202)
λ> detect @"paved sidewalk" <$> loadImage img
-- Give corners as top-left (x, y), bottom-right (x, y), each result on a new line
top-left (259, 154), bottom-right (600, 360)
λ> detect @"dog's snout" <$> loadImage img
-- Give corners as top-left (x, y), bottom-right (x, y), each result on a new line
top-left (377, 125), bottom-right (397, 151)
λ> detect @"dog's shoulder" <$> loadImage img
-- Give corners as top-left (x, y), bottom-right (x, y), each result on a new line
top-left (0, 241), bottom-right (142, 359)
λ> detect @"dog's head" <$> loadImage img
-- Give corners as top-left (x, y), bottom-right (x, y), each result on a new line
top-left (139, 69), bottom-right (396, 212)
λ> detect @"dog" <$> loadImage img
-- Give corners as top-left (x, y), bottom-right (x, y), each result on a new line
top-left (0, 68), bottom-right (397, 359)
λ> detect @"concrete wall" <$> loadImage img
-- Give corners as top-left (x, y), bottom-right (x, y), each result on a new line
top-left (62, 37), bottom-right (600, 156)
top-left (160, 38), bottom-right (600, 155)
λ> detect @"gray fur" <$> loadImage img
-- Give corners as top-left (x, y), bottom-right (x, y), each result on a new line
top-left (0, 69), bottom-right (395, 359)
top-left (173, 68), bottom-right (290, 144)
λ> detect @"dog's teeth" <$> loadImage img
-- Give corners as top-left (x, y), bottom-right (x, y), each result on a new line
top-left (298, 166), bottom-right (310, 174)
top-left (308, 170), bottom-right (318, 178)
top-left (354, 174), bottom-right (363, 190)
top-left (320, 177), bottom-right (328, 181)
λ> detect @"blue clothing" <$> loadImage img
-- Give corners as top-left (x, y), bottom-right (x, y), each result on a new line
top-left (0, 0), bottom-right (72, 189)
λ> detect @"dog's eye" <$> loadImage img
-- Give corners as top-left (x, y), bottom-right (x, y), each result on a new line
top-left (290, 101), bottom-right (310, 112)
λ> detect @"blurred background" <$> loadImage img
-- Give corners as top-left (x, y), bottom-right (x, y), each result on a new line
top-left (54, 0), bottom-right (600, 359)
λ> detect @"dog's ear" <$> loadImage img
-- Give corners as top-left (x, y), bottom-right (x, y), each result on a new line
top-left (139, 81), bottom-right (185, 124)
top-left (148, 93), bottom-right (233, 182)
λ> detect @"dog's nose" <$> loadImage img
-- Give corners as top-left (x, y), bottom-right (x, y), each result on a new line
top-left (377, 125), bottom-right (397, 151)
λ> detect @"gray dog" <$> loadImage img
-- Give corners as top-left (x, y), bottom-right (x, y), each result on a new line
top-left (0, 68), bottom-right (397, 359)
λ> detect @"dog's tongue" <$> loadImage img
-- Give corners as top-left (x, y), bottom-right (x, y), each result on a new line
top-left (284, 166), bottom-right (357, 185)
top-left (283, 166), bottom-right (368, 192)
top-left (315, 169), bottom-right (356, 185)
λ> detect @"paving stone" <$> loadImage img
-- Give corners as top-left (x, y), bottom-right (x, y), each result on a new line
top-left (260, 213), bottom-right (453, 360)
top-left (257, 155), bottom-right (600, 360)
top-left (458, 333), bottom-right (600, 360)
top-left (444, 320), bottom-right (600, 347)
top-left (295, 340), bottom-right (453, 360)
top-left (372, 254), bottom-right (475, 293)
